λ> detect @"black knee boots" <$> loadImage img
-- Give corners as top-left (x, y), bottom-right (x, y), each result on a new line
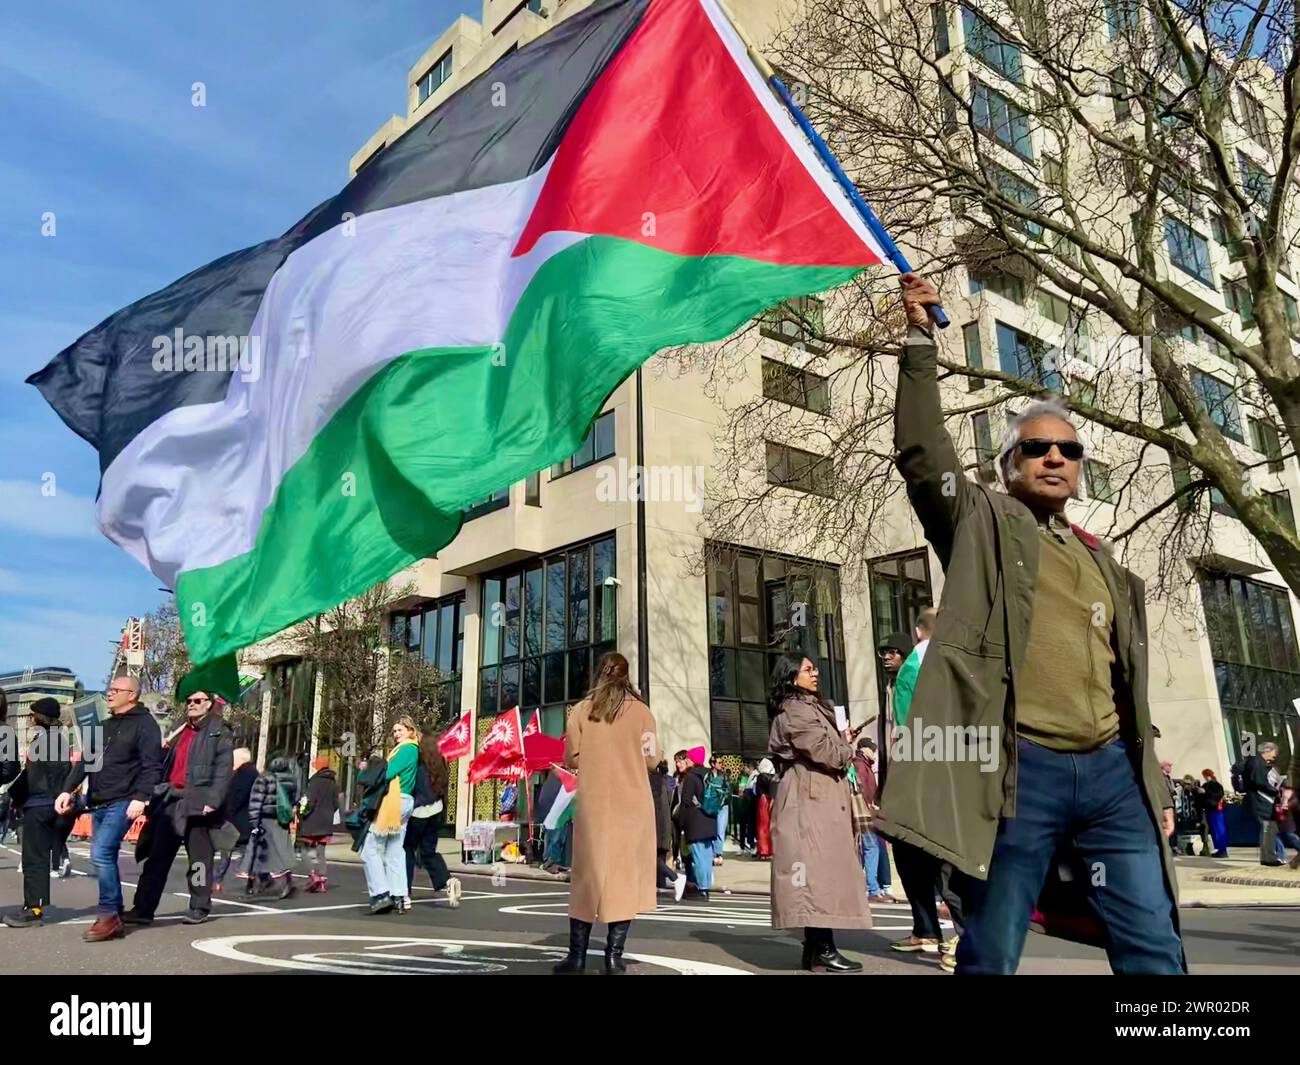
top-left (605, 920), bottom-right (631, 974)
top-left (554, 918), bottom-right (593, 973)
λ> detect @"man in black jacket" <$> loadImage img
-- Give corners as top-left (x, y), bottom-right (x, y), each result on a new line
top-left (125, 689), bottom-right (233, 926)
top-left (1243, 743), bottom-right (1283, 866)
top-left (57, 675), bottom-right (163, 942)
top-left (2, 698), bottom-right (74, 927)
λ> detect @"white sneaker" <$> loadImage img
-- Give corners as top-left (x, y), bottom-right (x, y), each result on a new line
top-left (673, 873), bottom-right (687, 902)
top-left (59, 858), bottom-right (72, 879)
top-left (446, 877), bottom-right (462, 909)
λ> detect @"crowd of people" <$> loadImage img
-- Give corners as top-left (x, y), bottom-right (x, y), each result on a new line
top-left (0, 676), bottom-right (462, 934)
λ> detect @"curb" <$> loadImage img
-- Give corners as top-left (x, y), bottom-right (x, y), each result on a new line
top-left (1199, 872), bottom-right (1300, 890)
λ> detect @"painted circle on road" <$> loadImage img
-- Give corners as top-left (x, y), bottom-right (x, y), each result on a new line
top-left (192, 935), bottom-right (751, 975)
top-left (497, 899), bottom-right (927, 932)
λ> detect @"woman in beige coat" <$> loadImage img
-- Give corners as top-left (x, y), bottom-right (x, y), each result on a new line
top-left (769, 653), bottom-right (871, 972)
top-left (554, 651), bottom-right (658, 974)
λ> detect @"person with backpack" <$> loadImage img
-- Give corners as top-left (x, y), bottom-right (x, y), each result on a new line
top-left (240, 753), bottom-right (298, 899)
top-left (704, 755), bottom-right (732, 867)
top-left (673, 749), bottom-right (717, 900)
top-left (297, 755), bottom-right (340, 894)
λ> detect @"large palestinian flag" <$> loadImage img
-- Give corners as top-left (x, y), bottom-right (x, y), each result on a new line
top-left (28, 0), bottom-right (887, 664)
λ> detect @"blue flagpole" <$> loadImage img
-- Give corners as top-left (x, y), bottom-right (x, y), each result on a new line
top-left (715, 0), bottom-right (950, 329)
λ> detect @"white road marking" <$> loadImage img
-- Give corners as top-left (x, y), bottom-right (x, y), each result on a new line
top-left (193, 934), bottom-right (752, 975)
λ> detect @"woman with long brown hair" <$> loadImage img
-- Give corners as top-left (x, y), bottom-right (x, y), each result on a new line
top-left (403, 733), bottom-right (462, 910)
top-left (553, 651), bottom-right (658, 974)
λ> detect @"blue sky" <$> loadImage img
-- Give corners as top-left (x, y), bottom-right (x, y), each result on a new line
top-left (0, 0), bottom-right (475, 688)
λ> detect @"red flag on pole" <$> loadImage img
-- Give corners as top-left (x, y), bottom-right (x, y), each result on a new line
top-left (468, 707), bottom-right (525, 783)
top-left (436, 711), bottom-right (472, 759)
top-left (524, 709), bottom-right (541, 737)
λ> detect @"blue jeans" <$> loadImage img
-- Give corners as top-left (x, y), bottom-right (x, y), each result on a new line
top-left (860, 831), bottom-right (883, 895)
top-left (690, 841), bottom-right (714, 891)
top-left (713, 806), bottom-right (729, 858)
top-left (90, 800), bottom-right (134, 916)
top-left (1206, 809), bottom-right (1228, 853)
top-left (957, 738), bottom-right (1183, 975)
top-left (361, 794), bottom-right (413, 899)
top-left (878, 838), bottom-right (892, 888)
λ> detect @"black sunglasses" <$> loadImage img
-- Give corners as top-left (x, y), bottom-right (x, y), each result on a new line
top-left (1015, 438), bottom-right (1084, 461)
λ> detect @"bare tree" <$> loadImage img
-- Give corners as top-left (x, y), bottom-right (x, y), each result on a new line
top-left (136, 599), bottom-right (192, 700)
top-left (285, 579), bottom-right (446, 760)
top-left (682, 0), bottom-right (1300, 608)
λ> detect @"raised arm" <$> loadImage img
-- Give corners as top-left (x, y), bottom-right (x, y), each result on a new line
top-left (894, 274), bottom-right (974, 568)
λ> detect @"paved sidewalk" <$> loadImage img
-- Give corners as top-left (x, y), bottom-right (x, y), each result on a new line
top-left (322, 837), bottom-right (1300, 905)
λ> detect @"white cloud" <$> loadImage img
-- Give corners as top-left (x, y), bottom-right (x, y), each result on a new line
top-left (0, 478), bottom-right (99, 539)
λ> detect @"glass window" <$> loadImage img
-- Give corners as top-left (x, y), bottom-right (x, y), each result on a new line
top-left (1072, 378), bottom-right (1098, 408)
top-left (568, 546), bottom-right (589, 645)
top-left (963, 322), bottom-right (985, 392)
top-left (463, 486), bottom-right (509, 520)
top-left (545, 556), bottom-right (566, 651)
top-left (552, 411), bottom-right (615, 477)
top-left (766, 441), bottom-right (835, 497)
top-left (1237, 151), bottom-right (1272, 213)
top-left (979, 157), bottom-right (1042, 237)
top-left (933, 2), bottom-right (950, 56)
top-left (707, 542), bottom-right (847, 758)
top-left (1199, 571), bottom-right (1300, 773)
top-left (971, 78), bottom-right (1033, 159)
top-left (1237, 89), bottom-right (1270, 143)
top-left (969, 264), bottom-right (1026, 304)
top-left (480, 534), bottom-right (614, 723)
top-left (1085, 459), bottom-right (1117, 503)
top-left (1223, 276), bottom-right (1254, 326)
top-left (1192, 371), bottom-right (1244, 442)
top-left (416, 49), bottom-right (454, 104)
top-left (1266, 490), bottom-right (1296, 533)
top-left (996, 320), bottom-right (1060, 391)
top-left (524, 566), bottom-right (543, 658)
top-left (1105, 0), bottom-right (1139, 37)
top-left (762, 358), bottom-right (831, 414)
top-left (759, 295), bottom-right (828, 353)
top-left (972, 411), bottom-right (997, 464)
top-left (1251, 418), bottom-right (1285, 472)
top-left (961, 5), bottom-right (1023, 83)
top-left (1164, 216), bottom-right (1212, 285)
top-left (1284, 293), bottom-right (1300, 339)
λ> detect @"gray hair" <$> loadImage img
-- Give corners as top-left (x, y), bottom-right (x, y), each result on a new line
top-left (1261, 741), bottom-right (1279, 755)
top-left (995, 396), bottom-right (1083, 489)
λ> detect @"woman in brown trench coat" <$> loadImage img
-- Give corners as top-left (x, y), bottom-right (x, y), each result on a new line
top-left (769, 653), bottom-right (872, 972)
top-left (554, 651), bottom-right (658, 974)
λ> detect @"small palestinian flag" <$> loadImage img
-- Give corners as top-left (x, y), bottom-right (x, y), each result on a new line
top-left (542, 766), bottom-right (578, 831)
top-left (27, 0), bottom-right (887, 666)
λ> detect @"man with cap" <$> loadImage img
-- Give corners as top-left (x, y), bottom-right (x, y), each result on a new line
top-left (122, 673), bottom-right (234, 927)
top-left (2, 697), bottom-right (76, 927)
top-left (58, 675), bottom-right (163, 942)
